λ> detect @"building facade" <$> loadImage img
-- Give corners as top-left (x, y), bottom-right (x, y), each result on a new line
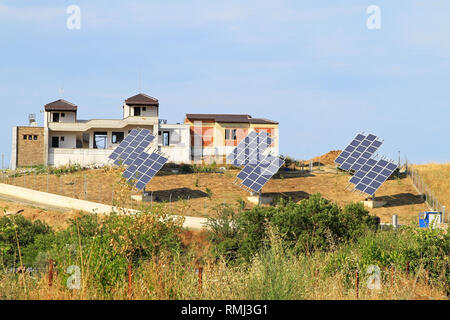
top-left (184, 114), bottom-right (279, 163)
top-left (10, 93), bottom-right (279, 169)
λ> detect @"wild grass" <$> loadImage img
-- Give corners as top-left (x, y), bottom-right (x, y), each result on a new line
top-left (0, 229), bottom-right (446, 300)
top-left (413, 162), bottom-right (450, 209)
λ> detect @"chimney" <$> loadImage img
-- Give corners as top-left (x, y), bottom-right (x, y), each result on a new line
top-left (29, 114), bottom-right (37, 126)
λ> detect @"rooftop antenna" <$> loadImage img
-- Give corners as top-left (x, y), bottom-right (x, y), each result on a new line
top-left (59, 87), bottom-right (64, 99)
top-left (138, 71), bottom-right (142, 93)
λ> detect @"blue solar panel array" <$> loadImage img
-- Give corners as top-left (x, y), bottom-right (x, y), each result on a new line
top-left (227, 131), bottom-right (272, 166)
top-left (335, 133), bottom-right (383, 172)
top-left (108, 127), bottom-right (168, 191)
top-left (237, 154), bottom-right (285, 193)
top-left (335, 132), bottom-right (399, 197)
top-left (122, 151), bottom-right (168, 190)
top-left (351, 159), bottom-right (398, 196)
top-left (111, 129), bottom-right (155, 166)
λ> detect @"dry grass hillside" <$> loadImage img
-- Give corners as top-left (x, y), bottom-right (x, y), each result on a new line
top-left (413, 162), bottom-right (450, 210)
top-left (2, 164), bottom-right (428, 226)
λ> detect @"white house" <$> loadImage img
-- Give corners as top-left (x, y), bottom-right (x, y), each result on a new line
top-left (11, 93), bottom-right (190, 169)
top-left (10, 93), bottom-right (279, 169)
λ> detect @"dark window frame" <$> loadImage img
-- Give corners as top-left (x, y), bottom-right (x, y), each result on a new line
top-left (225, 129), bottom-right (237, 141)
top-left (134, 107), bottom-right (141, 116)
top-left (51, 136), bottom-right (59, 148)
top-left (112, 132), bottom-right (124, 144)
top-left (52, 112), bottom-right (60, 123)
top-left (163, 131), bottom-right (170, 146)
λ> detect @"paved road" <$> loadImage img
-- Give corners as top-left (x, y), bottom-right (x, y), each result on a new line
top-left (0, 183), bottom-right (209, 230)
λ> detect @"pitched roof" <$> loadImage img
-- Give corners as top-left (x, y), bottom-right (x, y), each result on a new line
top-left (125, 93), bottom-right (159, 106)
top-left (185, 114), bottom-right (278, 125)
top-left (44, 99), bottom-right (78, 111)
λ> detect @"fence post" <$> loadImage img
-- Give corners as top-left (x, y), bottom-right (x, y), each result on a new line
top-left (390, 267), bottom-right (395, 288)
top-left (197, 267), bottom-right (203, 295)
top-left (48, 259), bottom-right (54, 287)
top-left (84, 175), bottom-right (87, 200)
top-left (127, 263), bottom-right (132, 299)
top-left (392, 215), bottom-right (398, 229)
top-left (355, 270), bottom-right (359, 299)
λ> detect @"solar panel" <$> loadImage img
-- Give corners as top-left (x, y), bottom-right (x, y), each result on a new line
top-left (352, 158), bottom-right (398, 196)
top-left (238, 154), bottom-right (285, 193)
top-left (109, 128), bottom-right (141, 161)
top-left (226, 131), bottom-right (272, 166)
top-left (335, 133), bottom-right (383, 172)
top-left (113, 129), bottom-right (155, 166)
top-left (123, 151), bottom-right (168, 190)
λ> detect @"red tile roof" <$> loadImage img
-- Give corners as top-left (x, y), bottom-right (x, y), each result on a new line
top-left (185, 114), bottom-right (278, 125)
top-left (125, 93), bottom-right (159, 106)
top-left (44, 99), bottom-right (78, 111)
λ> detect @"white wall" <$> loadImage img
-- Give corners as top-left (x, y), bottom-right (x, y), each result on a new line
top-left (48, 148), bottom-right (113, 167)
top-left (123, 104), bottom-right (158, 118)
top-left (46, 111), bottom-right (76, 123)
top-left (50, 132), bottom-right (77, 149)
top-left (158, 124), bottom-right (190, 163)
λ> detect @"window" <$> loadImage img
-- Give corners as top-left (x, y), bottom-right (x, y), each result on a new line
top-left (225, 129), bottom-right (237, 140)
top-left (93, 132), bottom-right (107, 149)
top-left (28, 135), bottom-right (32, 140)
top-left (60, 136), bottom-right (65, 141)
top-left (134, 107), bottom-right (141, 116)
top-left (52, 137), bottom-right (59, 148)
top-left (23, 135), bottom-right (27, 140)
top-left (142, 107), bottom-right (146, 111)
top-left (112, 132), bottom-right (124, 144)
top-left (61, 113), bottom-right (65, 117)
top-left (52, 113), bottom-right (60, 122)
top-left (163, 131), bottom-right (170, 146)
top-left (33, 135), bottom-right (38, 140)
top-left (158, 131), bottom-right (161, 135)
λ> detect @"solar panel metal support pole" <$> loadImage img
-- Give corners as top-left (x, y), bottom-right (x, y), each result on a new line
top-left (151, 191), bottom-right (153, 209)
top-left (392, 215), bottom-right (398, 229)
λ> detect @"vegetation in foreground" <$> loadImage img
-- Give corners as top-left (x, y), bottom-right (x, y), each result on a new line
top-left (0, 194), bottom-right (448, 300)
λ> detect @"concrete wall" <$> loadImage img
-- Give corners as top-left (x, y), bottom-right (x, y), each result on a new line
top-left (158, 124), bottom-right (190, 163)
top-left (10, 127), bottom-right (17, 170)
top-left (49, 131), bottom-right (77, 149)
top-left (46, 111), bottom-right (76, 124)
top-left (48, 148), bottom-right (113, 167)
top-left (16, 126), bottom-right (45, 167)
top-left (123, 103), bottom-right (158, 118)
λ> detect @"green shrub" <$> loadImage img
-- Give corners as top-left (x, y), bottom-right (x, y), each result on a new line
top-left (0, 215), bottom-right (52, 267)
top-left (207, 194), bottom-right (377, 262)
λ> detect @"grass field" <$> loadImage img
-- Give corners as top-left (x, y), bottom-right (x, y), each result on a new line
top-left (413, 162), bottom-right (450, 211)
top-left (1, 164), bottom-right (428, 226)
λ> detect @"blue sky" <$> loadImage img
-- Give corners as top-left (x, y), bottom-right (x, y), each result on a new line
top-left (0, 0), bottom-right (449, 166)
